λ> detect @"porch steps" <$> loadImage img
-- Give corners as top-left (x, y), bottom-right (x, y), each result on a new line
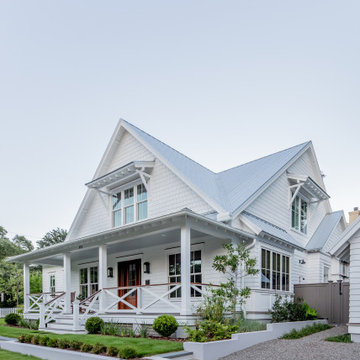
top-left (44, 315), bottom-right (87, 334)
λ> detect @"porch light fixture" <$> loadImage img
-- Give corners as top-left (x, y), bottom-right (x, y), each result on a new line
top-left (107, 267), bottom-right (113, 278)
top-left (143, 262), bottom-right (150, 274)
top-left (299, 259), bottom-right (306, 265)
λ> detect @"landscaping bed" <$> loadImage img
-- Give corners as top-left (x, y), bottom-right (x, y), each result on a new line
top-left (326, 333), bottom-right (352, 343)
top-left (0, 319), bottom-right (183, 358)
top-left (281, 323), bottom-right (333, 339)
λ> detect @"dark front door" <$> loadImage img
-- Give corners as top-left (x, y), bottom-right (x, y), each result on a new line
top-left (118, 259), bottom-right (141, 310)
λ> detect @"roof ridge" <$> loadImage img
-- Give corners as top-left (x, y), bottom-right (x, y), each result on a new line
top-left (216, 141), bottom-right (311, 175)
top-left (121, 119), bottom-right (215, 175)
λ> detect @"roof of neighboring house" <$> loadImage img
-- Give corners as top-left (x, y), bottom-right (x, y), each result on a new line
top-left (123, 120), bottom-right (311, 215)
top-left (306, 211), bottom-right (344, 251)
top-left (242, 211), bottom-right (304, 249)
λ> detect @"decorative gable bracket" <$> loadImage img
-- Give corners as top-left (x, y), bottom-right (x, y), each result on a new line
top-left (287, 173), bottom-right (330, 208)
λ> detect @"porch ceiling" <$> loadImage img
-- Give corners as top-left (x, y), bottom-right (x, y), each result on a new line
top-left (7, 209), bottom-right (254, 266)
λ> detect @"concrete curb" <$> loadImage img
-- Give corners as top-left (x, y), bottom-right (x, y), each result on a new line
top-left (0, 340), bottom-right (124, 360)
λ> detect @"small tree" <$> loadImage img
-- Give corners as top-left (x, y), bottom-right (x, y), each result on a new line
top-left (199, 242), bottom-right (259, 320)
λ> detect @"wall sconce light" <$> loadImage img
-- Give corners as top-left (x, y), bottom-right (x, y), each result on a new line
top-left (107, 267), bottom-right (113, 278)
top-left (299, 259), bottom-right (306, 265)
top-left (143, 262), bottom-right (150, 274)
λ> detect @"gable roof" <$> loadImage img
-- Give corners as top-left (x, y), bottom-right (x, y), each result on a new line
top-left (241, 211), bottom-right (304, 249)
top-left (122, 119), bottom-right (312, 216)
top-left (306, 211), bottom-right (344, 252)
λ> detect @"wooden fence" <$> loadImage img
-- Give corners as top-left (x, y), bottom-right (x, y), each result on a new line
top-left (294, 281), bottom-right (349, 324)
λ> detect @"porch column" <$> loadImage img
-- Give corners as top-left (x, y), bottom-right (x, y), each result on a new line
top-left (98, 245), bottom-right (107, 313)
top-left (180, 223), bottom-right (191, 315)
top-left (63, 253), bottom-right (71, 313)
top-left (23, 264), bottom-right (30, 313)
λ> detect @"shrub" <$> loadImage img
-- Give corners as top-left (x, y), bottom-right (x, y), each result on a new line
top-left (85, 317), bottom-right (104, 334)
top-left (92, 343), bottom-right (107, 354)
top-left (46, 338), bottom-right (57, 347)
top-left (326, 333), bottom-right (352, 343)
top-left (39, 336), bottom-right (50, 346)
top-left (282, 323), bottom-right (332, 339)
top-left (17, 335), bottom-right (25, 343)
top-left (152, 314), bottom-right (178, 337)
top-left (31, 335), bottom-right (41, 345)
top-left (118, 346), bottom-right (137, 359)
top-left (270, 295), bottom-right (310, 322)
top-left (58, 339), bottom-right (70, 349)
top-left (70, 340), bottom-right (83, 350)
top-left (101, 322), bottom-right (119, 336)
top-left (4, 313), bottom-right (21, 325)
top-left (106, 346), bottom-right (119, 357)
top-left (81, 343), bottom-right (94, 352)
top-left (303, 302), bottom-right (318, 320)
top-left (139, 324), bottom-right (148, 338)
top-left (24, 334), bottom-right (33, 343)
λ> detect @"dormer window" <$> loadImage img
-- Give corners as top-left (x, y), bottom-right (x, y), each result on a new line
top-left (291, 194), bottom-right (308, 234)
top-left (112, 184), bottom-right (148, 227)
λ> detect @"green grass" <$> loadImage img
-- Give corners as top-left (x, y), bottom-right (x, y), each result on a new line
top-left (0, 319), bottom-right (183, 357)
top-left (281, 323), bottom-right (333, 339)
top-left (326, 333), bottom-right (352, 343)
top-left (0, 349), bottom-right (41, 360)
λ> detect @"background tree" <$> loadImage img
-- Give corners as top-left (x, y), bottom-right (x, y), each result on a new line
top-left (12, 235), bottom-right (34, 252)
top-left (36, 228), bottom-right (67, 249)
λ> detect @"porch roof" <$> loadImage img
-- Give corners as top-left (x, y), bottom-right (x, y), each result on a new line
top-left (7, 209), bottom-right (254, 265)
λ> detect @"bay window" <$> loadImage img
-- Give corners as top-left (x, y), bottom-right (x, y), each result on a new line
top-left (112, 183), bottom-right (148, 227)
top-left (261, 249), bottom-right (289, 291)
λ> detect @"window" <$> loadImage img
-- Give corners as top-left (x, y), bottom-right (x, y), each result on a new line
top-left (79, 267), bottom-right (98, 299)
top-left (137, 184), bottom-right (148, 220)
top-left (261, 249), bottom-right (290, 291)
top-left (50, 275), bottom-right (56, 293)
top-left (291, 194), bottom-right (308, 233)
top-left (168, 250), bottom-right (202, 298)
top-left (323, 266), bottom-right (329, 283)
top-left (112, 183), bottom-right (148, 227)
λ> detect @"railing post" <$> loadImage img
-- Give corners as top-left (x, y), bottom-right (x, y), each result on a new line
top-left (72, 300), bottom-right (80, 331)
top-left (39, 302), bottom-right (45, 329)
top-left (180, 222), bottom-right (191, 315)
top-left (23, 264), bottom-right (30, 313)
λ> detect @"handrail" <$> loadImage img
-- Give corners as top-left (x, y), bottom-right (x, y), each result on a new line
top-left (103, 282), bottom-right (220, 291)
top-left (45, 292), bottom-right (65, 306)
top-left (27, 291), bottom-right (63, 296)
top-left (79, 289), bottom-right (102, 306)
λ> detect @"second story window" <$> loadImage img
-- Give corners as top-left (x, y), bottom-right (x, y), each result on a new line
top-left (291, 194), bottom-right (308, 234)
top-left (112, 184), bottom-right (148, 227)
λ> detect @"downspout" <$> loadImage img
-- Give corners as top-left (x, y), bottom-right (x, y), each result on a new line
top-left (242, 238), bottom-right (257, 319)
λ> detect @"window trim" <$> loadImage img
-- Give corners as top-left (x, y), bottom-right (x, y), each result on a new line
top-left (261, 247), bottom-right (290, 292)
top-left (79, 266), bottom-right (99, 299)
top-left (291, 192), bottom-right (309, 234)
top-left (111, 181), bottom-right (148, 227)
top-left (49, 275), bottom-right (56, 294)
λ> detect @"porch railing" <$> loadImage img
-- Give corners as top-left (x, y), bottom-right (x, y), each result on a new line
top-left (27, 292), bottom-right (64, 313)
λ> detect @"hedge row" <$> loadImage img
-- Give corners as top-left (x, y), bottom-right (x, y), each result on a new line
top-left (18, 334), bottom-right (137, 359)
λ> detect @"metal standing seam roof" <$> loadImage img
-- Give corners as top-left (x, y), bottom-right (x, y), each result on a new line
top-left (242, 211), bottom-right (304, 249)
top-left (123, 120), bottom-right (311, 215)
top-left (306, 211), bottom-right (344, 251)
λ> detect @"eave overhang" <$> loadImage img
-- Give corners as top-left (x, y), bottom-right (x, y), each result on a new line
top-left (7, 209), bottom-right (254, 264)
top-left (85, 161), bottom-right (155, 192)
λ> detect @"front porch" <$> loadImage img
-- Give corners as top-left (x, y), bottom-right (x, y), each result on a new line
top-left (13, 210), bottom-right (254, 332)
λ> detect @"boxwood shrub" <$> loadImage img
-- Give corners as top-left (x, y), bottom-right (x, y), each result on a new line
top-left (85, 317), bottom-right (104, 334)
top-left (152, 314), bottom-right (178, 337)
top-left (118, 346), bottom-right (137, 359)
top-left (4, 313), bottom-right (21, 325)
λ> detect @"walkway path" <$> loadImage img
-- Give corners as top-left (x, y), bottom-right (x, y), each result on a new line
top-left (221, 326), bottom-right (360, 360)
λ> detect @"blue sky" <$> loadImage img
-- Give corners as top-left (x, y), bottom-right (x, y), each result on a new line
top-left (1, 1), bottom-right (359, 243)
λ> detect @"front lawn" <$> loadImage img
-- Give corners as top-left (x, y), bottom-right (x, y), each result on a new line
top-left (0, 349), bottom-right (41, 360)
top-left (0, 319), bottom-right (183, 357)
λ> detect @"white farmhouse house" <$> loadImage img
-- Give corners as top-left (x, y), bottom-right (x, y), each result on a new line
top-left (9, 120), bottom-right (347, 332)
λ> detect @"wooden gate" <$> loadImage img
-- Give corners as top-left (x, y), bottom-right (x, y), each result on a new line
top-left (294, 281), bottom-right (349, 324)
